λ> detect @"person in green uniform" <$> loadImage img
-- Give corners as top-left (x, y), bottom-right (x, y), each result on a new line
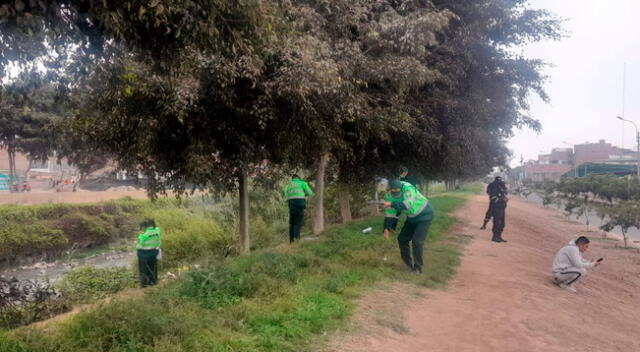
top-left (284, 174), bottom-right (314, 243)
top-left (383, 192), bottom-right (401, 240)
top-left (384, 179), bottom-right (434, 274)
top-left (137, 219), bottom-right (161, 287)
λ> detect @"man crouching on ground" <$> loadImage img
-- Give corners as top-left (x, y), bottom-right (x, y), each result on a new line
top-left (552, 236), bottom-right (601, 293)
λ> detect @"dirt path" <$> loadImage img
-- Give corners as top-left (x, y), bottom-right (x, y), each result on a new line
top-left (328, 195), bottom-right (640, 352)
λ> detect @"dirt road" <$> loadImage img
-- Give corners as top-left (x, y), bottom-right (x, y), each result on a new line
top-left (329, 195), bottom-right (640, 352)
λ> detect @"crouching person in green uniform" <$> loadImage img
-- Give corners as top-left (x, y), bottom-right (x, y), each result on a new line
top-left (137, 219), bottom-right (161, 287)
top-left (384, 179), bottom-right (434, 274)
top-left (383, 192), bottom-right (401, 240)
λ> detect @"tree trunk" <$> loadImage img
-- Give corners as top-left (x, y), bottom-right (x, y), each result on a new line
top-left (23, 159), bottom-right (32, 179)
top-left (238, 169), bottom-right (250, 254)
top-left (371, 182), bottom-right (380, 215)
top-left (313, 153), bottom-right (329, 235)
top-left (338, 182), bottom-right (352, 224)
top-left (7, 146), bottom-right (16, 193)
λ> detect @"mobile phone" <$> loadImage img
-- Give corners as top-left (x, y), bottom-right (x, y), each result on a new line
top-left (596, 258), bottom-right (603, 262)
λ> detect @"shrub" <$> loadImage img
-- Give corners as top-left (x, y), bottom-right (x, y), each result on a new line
top-left (56, 266), bottom-right (137, 303)
top-left (0, 224), bottom-right (67, 263)
top-left (54, 213), bottom-right (116, 247)
top-left (0, 277), bottom-right (68, 329)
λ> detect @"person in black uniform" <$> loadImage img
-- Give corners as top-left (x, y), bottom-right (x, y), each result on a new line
top-left (480, 176), bottom-right (507, 230)
top-left (491, 189), bottom-right (508, 243)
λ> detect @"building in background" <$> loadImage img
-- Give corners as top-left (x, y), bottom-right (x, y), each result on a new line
top-left (523, 148), bottom-right (573, 181)
top-left (521, 139), bottom-right (640, 181)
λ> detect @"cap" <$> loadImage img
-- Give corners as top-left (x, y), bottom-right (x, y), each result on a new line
top-left (388, 179), bottom-right (403, 197)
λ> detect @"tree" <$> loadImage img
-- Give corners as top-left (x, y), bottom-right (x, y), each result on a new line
top-left (272, 1), bottom-right (453, 228)
top-left (1, 0), bottom-right (563, 249)
top-left (51, 118), bottom-right (109, 186)
top-left (388, 0), bottom-right (562, 183)
top-left (0, 71), bottom-right (61, 189)
top-left (602, 201), bottom-right (638, 248)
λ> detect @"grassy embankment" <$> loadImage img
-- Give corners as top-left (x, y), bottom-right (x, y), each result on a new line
top-left (0, 192), bottom-right (290, 327)
top-left (0, 184), bottom-right (480, 352)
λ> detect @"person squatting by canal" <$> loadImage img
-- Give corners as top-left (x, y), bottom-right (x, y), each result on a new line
top-left (551, 236), bottom-right (601, 293)
top-left (137, 219), bottom-right (161, 288)
top-left (383, 179), bottom-right (434, 274)
top-left (284, 174), bottom-right (315, 243)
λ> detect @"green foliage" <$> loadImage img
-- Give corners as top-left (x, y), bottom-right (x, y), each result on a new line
top-left (0, 70), bottom-right (64, 184)
top-left (0, 223), bottom-right (67, 262)
top-left (538, 175), bottom-right (640, 246)
top-left (0, 200), bottom-right (143, 263)
top-left (56, 266), bottom-right (137, 304)
top-left (0, 192), bottom-right (468, 351)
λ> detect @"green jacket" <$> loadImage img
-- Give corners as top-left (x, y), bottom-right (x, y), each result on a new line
top-left (383, 193), bottom-right (401, 231)
top-left (137, 227), bottom-right (161, 250)
top-left (389, 181), bottom-right (434, 223)
top-left (284, 178), bottom-right (314, 206)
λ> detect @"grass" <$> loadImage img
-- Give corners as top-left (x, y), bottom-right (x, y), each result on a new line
top-left (0, 192), bottom-right (471, 352)
top-left (428, 181), bottom-right (484, 196)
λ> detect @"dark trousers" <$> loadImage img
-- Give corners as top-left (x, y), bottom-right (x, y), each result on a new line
top-left (289, 205), bottom-right (305, 242)
top-left (484, 201), bottom-right (495, 221)
top-left (492, 207), bottom-right (506, 240)
top-left (137, 249), bottom-right (159, 287)
top-left (397, 219), bottom-right (432, 272)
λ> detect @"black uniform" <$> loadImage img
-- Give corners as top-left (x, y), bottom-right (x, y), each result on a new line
top-left (481, 179), bottom-right (507, 229)
top-left (491, 195), bottom-right (508, 242)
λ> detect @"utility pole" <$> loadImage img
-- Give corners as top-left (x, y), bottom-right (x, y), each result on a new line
top-left (562, 141), bottom-right (577, 177)
top-left (616, 116), bottom-right (640, 177)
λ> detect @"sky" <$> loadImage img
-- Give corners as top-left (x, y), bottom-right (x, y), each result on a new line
top-left (508, 0), bottom-right (640, 166)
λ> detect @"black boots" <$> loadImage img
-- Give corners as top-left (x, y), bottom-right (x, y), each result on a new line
top-left (480, 219), bottom-right (489, 230)
top-left (492, 234), bottom-right (507, 243)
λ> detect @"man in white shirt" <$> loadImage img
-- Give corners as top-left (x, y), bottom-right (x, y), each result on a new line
top-left (551, 236), bottom-right (601, 293)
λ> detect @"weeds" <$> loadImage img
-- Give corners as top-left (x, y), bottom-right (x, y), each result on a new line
top-left (0, 278), bottom-right (68, 329)
top-left (0, 193), bottom-right (469, 351)
top-left (55, 266), bottom-right (137, 304)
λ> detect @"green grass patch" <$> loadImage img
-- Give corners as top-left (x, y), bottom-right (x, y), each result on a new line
top-left (428, 181), bottom-right (484, 196)
top-left (0, 193), bottom-right (470, 351)
top-left (56, 266), bottom-right (138, 304)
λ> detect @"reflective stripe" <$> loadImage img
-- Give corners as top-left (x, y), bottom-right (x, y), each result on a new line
top-left (407, 199), bottom-right (429, 218)
top-left (285, 179), bottom-right (311, 200)
top-left (385, 214), bottom-right (399, 219)
top-left (138, 247), bottom-right (158, 250)
top-left (137, 227), bottom-right (161, 249)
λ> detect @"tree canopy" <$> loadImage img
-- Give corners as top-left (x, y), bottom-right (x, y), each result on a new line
top-left (0, 0), bottom-right (562, 245)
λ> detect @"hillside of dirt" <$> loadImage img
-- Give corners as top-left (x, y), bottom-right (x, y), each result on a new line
top-left (328, 195), bottom-right (640, 352)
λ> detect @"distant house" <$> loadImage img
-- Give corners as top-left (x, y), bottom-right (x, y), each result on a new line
top-left (522, 139), bottom-right (640, 181)
top-left (0, 148), bottom-right (76, 180)
top-left (523, 148), bottom-right (573, 181)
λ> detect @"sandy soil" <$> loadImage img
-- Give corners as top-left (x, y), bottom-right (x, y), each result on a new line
top-left (0, 190), bottom-right (149, 205)
top-left (327, 195), bottom-right (640, 352)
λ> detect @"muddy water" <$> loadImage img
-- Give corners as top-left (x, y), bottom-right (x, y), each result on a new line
top-left (0, 249), bottom-right (135, 282)
top-left (519, 192), bottom-right (640, 241)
